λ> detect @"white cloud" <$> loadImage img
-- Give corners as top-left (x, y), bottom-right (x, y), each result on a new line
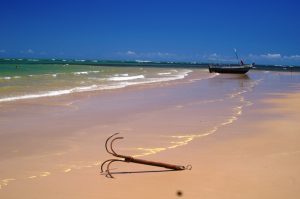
top-left (283, 55), bottom-right (300, 60)
top-left (208, 53), bottom-right (218, 60)
top-left (0, 49), bottom-right (6, 53)
top-left (210, 53), bottom-right (218, 57)
top-left (249, 53), bottom-right (300, 60)
top-left (202, 53), bottom-right (236, 63)
top-left (27, 49), bottom-right (34, 54)
top-left (117, 50), bottom-right (176, 60)
top-left (247, 53), bottom-right (300, 64)
top-left (21, 49), bottom-right (35, 54)
top-left (126, 50), bottom-right (136, 55)
top-left (157, 52), bottom-right (173, 57)
top-left (202, 53), bottom-right (218, 60)
top-left (145, 52), bottom-right (175, 58)
top-left (260, 53), bottom-right (281, 59)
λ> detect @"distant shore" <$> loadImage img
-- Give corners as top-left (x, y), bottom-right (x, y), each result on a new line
top-left (1, 58), bottom-right (300, 71)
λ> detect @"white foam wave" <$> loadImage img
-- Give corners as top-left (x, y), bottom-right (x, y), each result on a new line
top-left (0, 91), bottom-right (70, 103)
top-left (108, 75), bottom-right (145, 81)
top-left (73, 71), bottom-right (100, 75)
top-left (158, 72), bottom-right (171, 75)
top-left (0, 70), bottom-right (192, 103)
top-left (135, 60), bottom-right (152, 63)
top-left (0, 85), bottom-right (98, 103)
top-left (1, 76), bottom-right (22, 80)
top-left (74, 71), bottom-right (88, 75)
top-left (118, 70), bottom-right (192, 85)
top-left (88, 77), bottom-right (105, 81)
top-left (147, 70), bottom-right (191, 83)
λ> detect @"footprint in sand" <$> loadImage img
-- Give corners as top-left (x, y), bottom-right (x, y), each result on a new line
top-left (64, 168), bottom-right (72, 173)
top-left (0, 178), bottom-right (16, 189)
top-left (28, 176), bottom-right (37, 179)
top-left (39, 172), bottom-right (51, 177)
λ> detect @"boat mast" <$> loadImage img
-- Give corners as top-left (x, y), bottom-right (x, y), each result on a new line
top-left (234, 48), bottom-right (239, 64)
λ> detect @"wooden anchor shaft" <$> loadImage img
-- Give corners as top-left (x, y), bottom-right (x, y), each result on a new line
top-left (123, 156), bottom-right (185, 170)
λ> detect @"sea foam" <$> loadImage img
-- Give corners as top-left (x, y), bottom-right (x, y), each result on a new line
top-left (108, 75), bottom-right (145, 81)
top-left (73, 71), bottom-right (100, 75)
top-left (0, 69), bottom-right (192, 103)
top-left (158, 72), bottom-right (172, 75)
top-left (0, 85), bottom-right (98, 103)
top-left (74, 71), bottom-right (89, 75)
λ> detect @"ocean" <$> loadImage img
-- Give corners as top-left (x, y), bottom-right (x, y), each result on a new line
top-left (1, 58), bottom-right (300, 104)
top-left (0, 59), bottom-right (195, 103)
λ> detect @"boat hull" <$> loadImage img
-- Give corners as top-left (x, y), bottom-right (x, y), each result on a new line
top-left (209, 65), bottom-right (251, 74)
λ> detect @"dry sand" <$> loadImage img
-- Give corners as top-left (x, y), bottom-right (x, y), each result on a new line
top-left (0, 71), bottom-right (300, 198)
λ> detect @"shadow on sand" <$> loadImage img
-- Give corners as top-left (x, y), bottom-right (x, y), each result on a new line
top-left (101, 169), bottom-right (179, 177)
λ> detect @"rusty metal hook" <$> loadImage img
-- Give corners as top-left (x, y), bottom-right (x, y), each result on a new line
top-left (104, 133), bottom-right (122, 156)
top-left (101, 133), bottom-right (192, 178)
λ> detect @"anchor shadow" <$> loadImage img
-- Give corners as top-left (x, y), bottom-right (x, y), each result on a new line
top-left (101, 169), bottom-right (179, 177)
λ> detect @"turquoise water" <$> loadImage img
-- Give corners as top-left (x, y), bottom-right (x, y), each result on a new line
top-left (2, 58), bottom-right (298, 103)
top-left (0, 60), bottom-right (193, 103)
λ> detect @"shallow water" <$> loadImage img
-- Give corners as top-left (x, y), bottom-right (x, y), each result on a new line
top-left (0, 63), bottom-right (192, 103)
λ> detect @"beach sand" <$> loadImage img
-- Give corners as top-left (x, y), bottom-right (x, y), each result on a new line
top-left (0, 70), bottom-right (300, 198)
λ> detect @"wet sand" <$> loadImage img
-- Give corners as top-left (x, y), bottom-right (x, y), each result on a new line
top-left (0, 70), bottom-right (300, 198)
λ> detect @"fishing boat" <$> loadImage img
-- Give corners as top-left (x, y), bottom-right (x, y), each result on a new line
top-left (208, 63), bottom-right (253, 74)
top-left (208, 49), bottom-right (253, 74)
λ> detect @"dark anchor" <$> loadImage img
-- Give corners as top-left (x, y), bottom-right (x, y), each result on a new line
top-left (101, 133), bottom-right (192, 178)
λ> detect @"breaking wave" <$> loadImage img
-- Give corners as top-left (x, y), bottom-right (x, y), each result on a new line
top-left (0, 69), bottom-right (194, 103)
top-left (108, 75), bottom-right (145, 81)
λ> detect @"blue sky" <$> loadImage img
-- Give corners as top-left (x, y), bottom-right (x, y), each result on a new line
top-left (0, 0), bottom-right (300, 64)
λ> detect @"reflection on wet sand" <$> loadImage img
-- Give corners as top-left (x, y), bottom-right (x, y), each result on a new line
top-left (133, 75), bottom-right (260, 157)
